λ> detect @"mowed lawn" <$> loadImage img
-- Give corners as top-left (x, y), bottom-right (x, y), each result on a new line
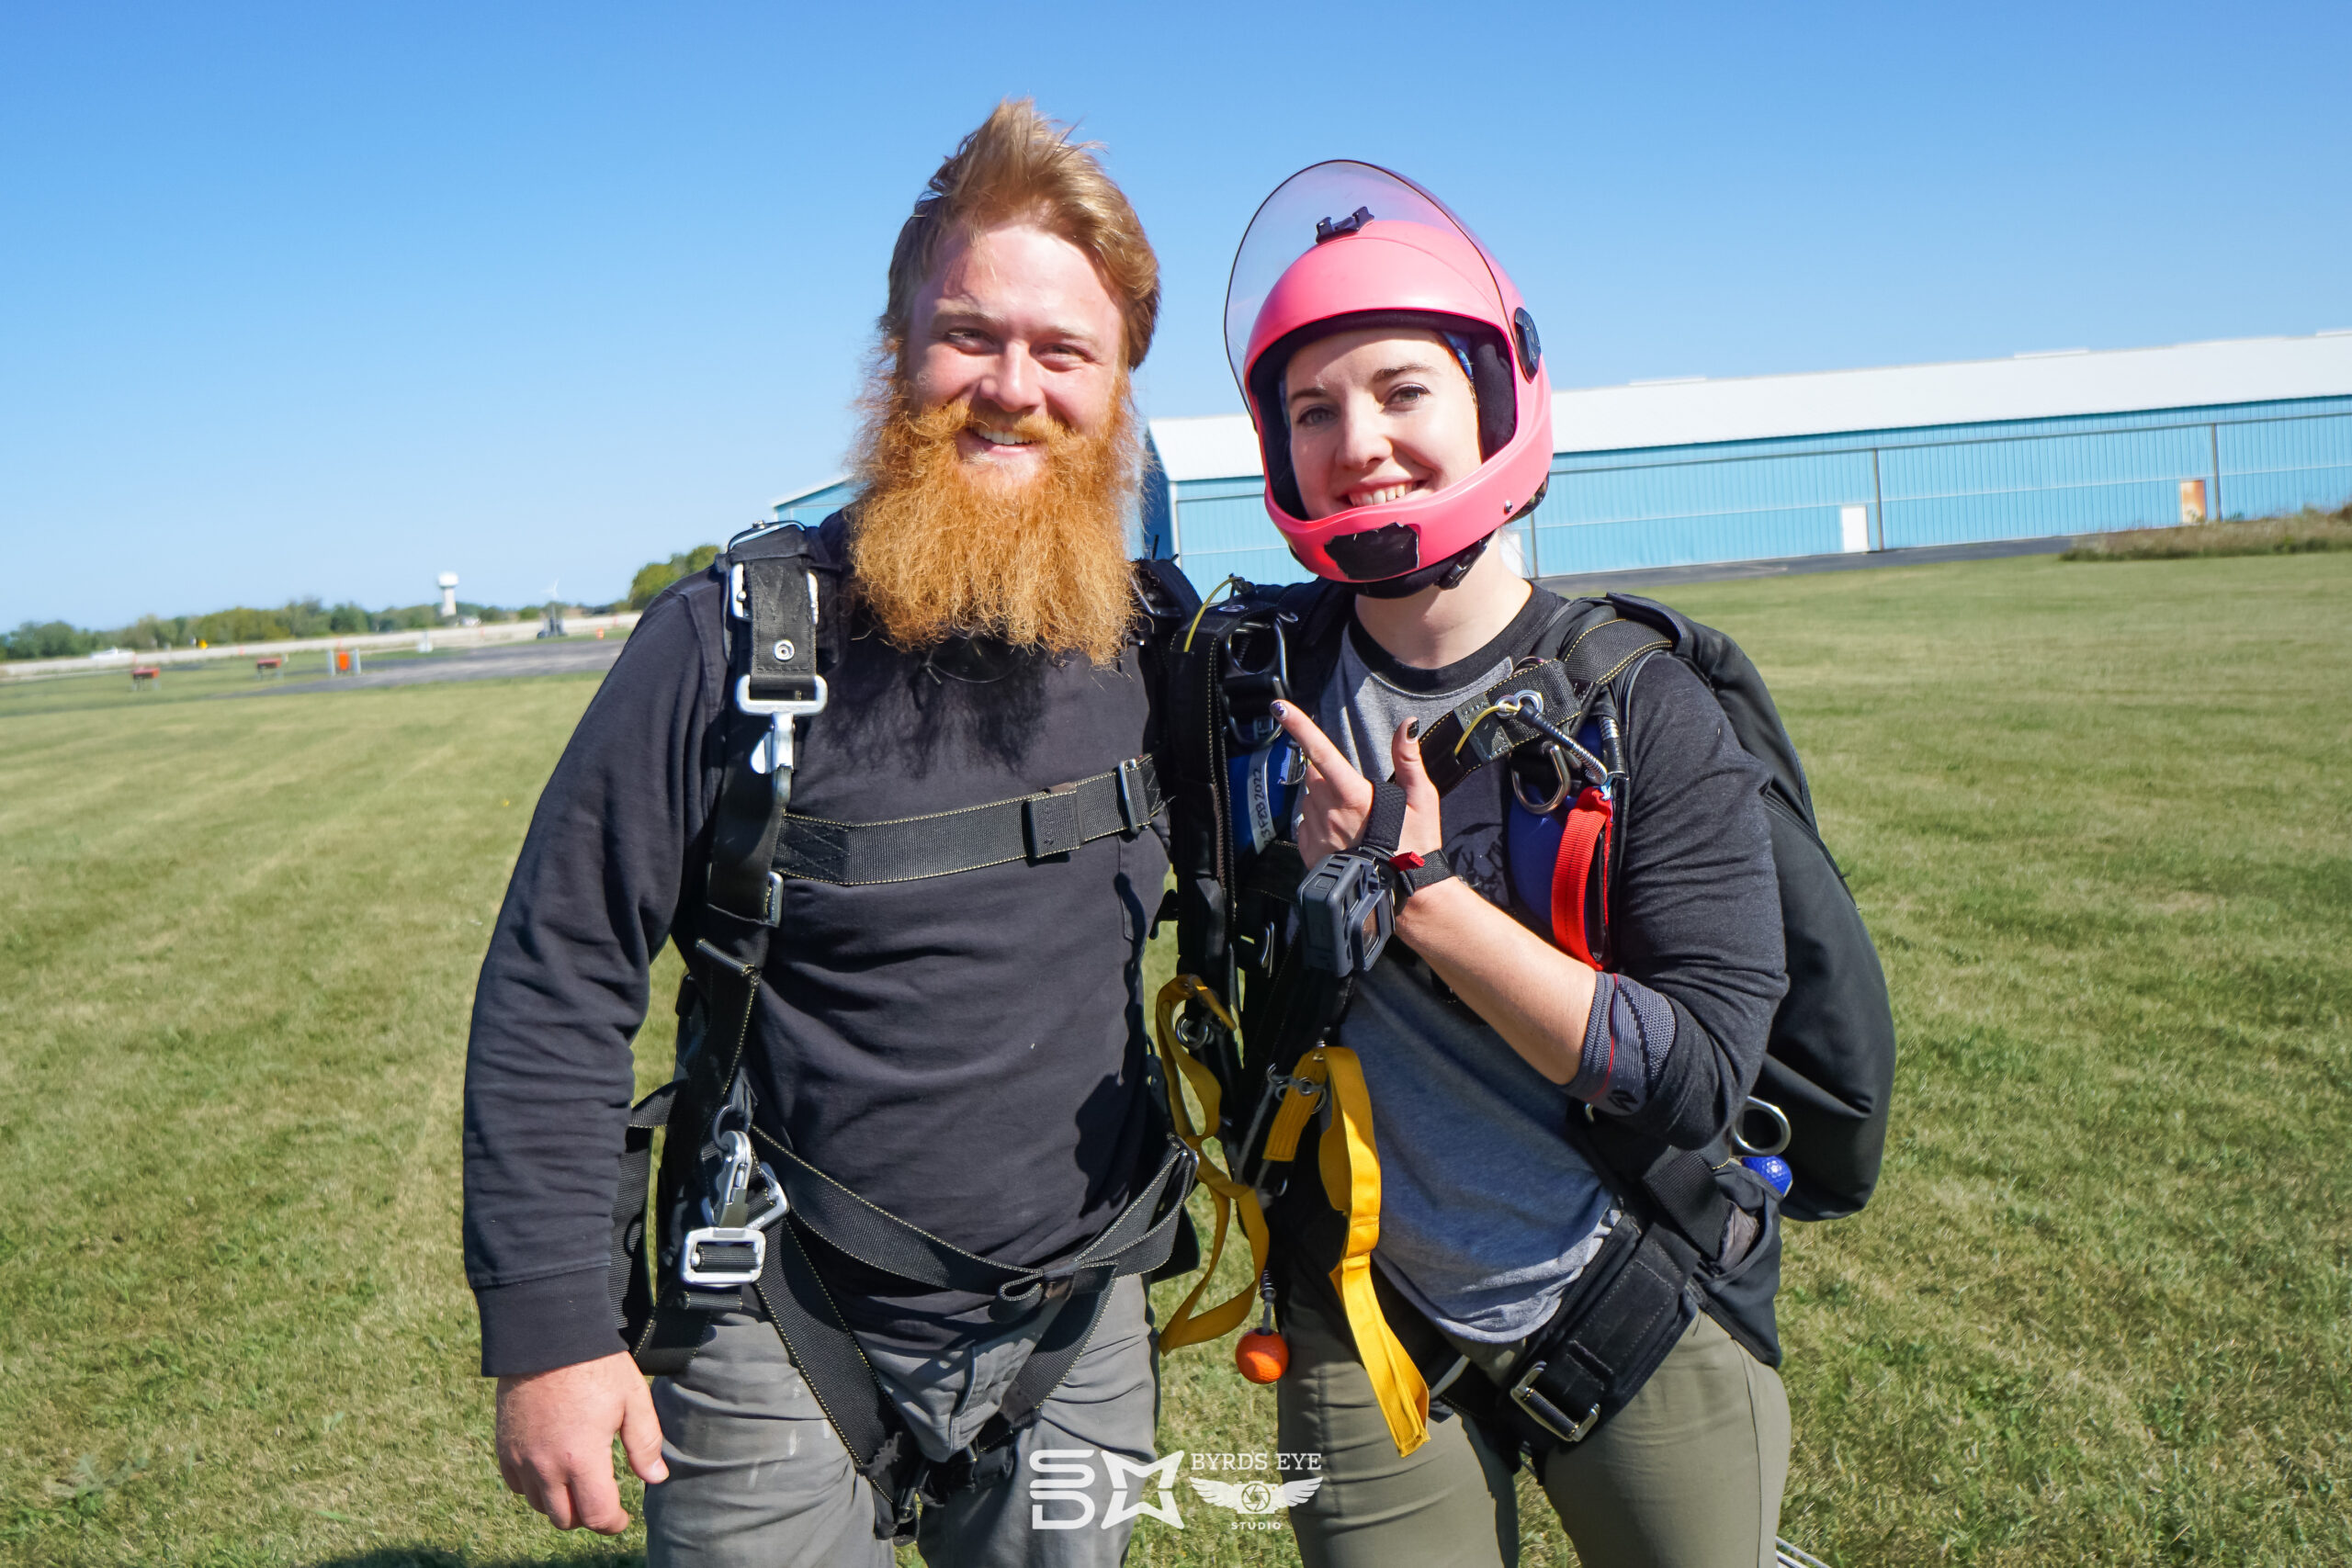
top-left (2, 552), bottom-right (2346, 1567)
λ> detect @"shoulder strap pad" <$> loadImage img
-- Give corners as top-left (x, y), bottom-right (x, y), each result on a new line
top-left (1133, 557), bottom-right (1201, 626)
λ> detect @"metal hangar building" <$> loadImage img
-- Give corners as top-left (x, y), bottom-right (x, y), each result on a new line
top-left (772, 332), bottom-right (2352, 592)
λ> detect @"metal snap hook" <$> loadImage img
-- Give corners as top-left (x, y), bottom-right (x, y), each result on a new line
top-left (1510, 742), bottom-right (1576, 815)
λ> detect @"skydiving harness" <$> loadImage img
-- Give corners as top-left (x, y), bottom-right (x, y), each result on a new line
top-left (1150, 576), bottom-right (1894, 1461)
top-left (606, 522), bottom-right (1196, 1543)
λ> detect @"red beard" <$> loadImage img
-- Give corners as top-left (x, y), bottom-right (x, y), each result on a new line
top-left (846, 376), bottom-right (1140, 666)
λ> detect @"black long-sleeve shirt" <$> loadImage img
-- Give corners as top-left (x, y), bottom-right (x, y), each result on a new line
top-left (461, 525), bottom-right (1167, 1376)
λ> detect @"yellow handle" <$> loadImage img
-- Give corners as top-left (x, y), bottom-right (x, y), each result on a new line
top-left (1151, 980), bottom-right (1429, 1456)
top-left (1152, 976), bottom-right (1268, 1351)
top-left (1290, 1045), bottom-right (1430, 1456)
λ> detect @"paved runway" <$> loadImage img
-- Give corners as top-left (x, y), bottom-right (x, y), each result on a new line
top-left (243, 637), bottom-right (625, 696)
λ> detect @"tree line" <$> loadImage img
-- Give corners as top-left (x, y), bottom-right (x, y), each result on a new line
top-left (4, 597), bottom-right (534, 660)
top-left (628, 546), bottom-right (720, 610)
top-left (9, 543), bottom-right (729, 661)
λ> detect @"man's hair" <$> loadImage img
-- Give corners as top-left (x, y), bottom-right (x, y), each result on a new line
top-left (882, 98), bottom-right (1159, 368)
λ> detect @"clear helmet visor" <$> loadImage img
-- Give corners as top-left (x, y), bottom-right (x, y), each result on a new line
top-left (1223, 161), bottom-right (1508, 392)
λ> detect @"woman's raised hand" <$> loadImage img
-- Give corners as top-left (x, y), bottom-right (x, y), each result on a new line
top-left (1271, 702), bottom-right (1445, 867)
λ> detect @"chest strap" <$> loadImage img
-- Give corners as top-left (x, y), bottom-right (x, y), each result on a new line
top-left (774, 756), bottom-right (1164, 886)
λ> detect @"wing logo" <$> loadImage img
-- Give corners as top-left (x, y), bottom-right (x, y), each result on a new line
top-left (1186, 1474), bottom-right (1325, 1515)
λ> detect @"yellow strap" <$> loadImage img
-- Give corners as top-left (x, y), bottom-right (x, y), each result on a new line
top-left (1151, 985), bottom-right (1430, 1457)
top-left (1307, 1046), bottom-right (1430, 1456)
top-left (1151, 976), bottom-right (1270, 1351)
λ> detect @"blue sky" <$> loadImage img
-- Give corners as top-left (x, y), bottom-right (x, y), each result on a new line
top-left (4, 1), bottom-right (2346, 627)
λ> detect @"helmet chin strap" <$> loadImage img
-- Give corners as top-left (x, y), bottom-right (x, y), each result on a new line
top-left (1352, 533), bottom-right (1490, 600)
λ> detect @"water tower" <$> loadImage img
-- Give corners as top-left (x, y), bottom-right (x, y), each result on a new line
top-left (437, 572), bottom-right (459, 619)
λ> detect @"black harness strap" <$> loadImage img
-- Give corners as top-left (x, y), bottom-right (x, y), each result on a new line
top-left (1490, 1213), bottom-right (1701, 1449)
top-left (749, 1213), bottom-right (914, 1532)
top-left (773, 757), bottom-right (1164, 886)
top-left (1418, 614), bottom-right (1667, 796)
top-left (622, 527), bottom-right (828, 1375)
top-left (614, 538), bottom-right (1202, 1539)
top-left (752, 1126), bottom-right (1196, 1313)
top-left (609, 1080), bottom-right (678, 1342)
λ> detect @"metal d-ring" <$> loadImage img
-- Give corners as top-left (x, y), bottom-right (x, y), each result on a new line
top-left (1731, 1098), bottom-right (1792, 1158)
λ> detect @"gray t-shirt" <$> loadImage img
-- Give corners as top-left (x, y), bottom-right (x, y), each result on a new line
top-left (1315, 592), bottom-right (1616, 1343)
top-left (1309, 586), bottom-right (1786, 1347)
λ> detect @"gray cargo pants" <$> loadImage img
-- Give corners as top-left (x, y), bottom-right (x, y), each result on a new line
top-left (1277, 1281), bottom-right (1790, 1568)
top-left (644, 1277), bottom-right (1158, 1568)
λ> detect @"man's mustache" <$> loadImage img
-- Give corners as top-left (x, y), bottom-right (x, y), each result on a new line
top-left (914, 396), bottom-right (1070, 452)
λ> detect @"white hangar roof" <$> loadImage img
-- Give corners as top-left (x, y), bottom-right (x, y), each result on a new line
top-left (1146, 331), bottom-right (2352, 484)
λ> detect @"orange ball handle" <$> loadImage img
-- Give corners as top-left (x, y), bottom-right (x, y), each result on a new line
top-left (1236, 1330), bottom-right (1290, 1384)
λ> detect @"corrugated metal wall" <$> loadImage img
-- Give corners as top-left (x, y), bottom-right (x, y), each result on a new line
top-left (774, 479), bottom-right (860, 526)
top-left (1170, 395), bottom-right (2352, 587)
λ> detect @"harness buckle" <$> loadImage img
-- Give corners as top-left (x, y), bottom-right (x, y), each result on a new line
top-left (1508, 1359), bottom-right (1601, 1445)
top-left (989, 1269), bottom-right (1077, 1322)
top-left (679, 1131), bottom-right (788, 1289)
top-left (1023, 791), bottom-right (1082, 860)
top-left (739, 674), bottom-right (830, 778)
top-left (1115, 757), bottom-right (1158, 832)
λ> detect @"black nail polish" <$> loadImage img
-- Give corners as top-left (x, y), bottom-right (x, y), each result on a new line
top-left (1404, 718), bottom-right (1420, 739)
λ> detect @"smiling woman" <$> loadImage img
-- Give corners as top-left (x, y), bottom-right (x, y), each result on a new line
top-left (1282, 327), bottom-right (1486, 520)
top-left (1193, 160), bottom-right (1808, 1568)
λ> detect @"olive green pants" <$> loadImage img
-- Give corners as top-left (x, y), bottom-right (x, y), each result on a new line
top-left (1275, 1282), bottom-right (1790, 1568)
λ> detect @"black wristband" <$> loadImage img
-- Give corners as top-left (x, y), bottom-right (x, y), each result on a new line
top-left (1386, 849), bottom-right (1454, 903)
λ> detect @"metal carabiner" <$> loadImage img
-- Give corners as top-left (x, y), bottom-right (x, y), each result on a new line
top-left (681, 1132), bottom-right (789, 1289)
top-left (1510, 742), bottom-right (1577, 815)
top-left (704, 1130), bottom-right (757, 1227)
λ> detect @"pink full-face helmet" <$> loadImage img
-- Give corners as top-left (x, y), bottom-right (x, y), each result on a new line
top-left (1227, 162), bottom-right (1552, 592)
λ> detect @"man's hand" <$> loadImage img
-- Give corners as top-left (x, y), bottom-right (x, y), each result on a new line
top-left (495, 1351), bottom-right (669, 1533)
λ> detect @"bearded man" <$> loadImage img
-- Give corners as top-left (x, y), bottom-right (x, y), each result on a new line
top-left (462, 101), bottom-right (1185, 1567)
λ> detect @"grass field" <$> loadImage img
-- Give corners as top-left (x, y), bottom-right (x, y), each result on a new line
top-left (2, 552), bottom-right (2346, 1566)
